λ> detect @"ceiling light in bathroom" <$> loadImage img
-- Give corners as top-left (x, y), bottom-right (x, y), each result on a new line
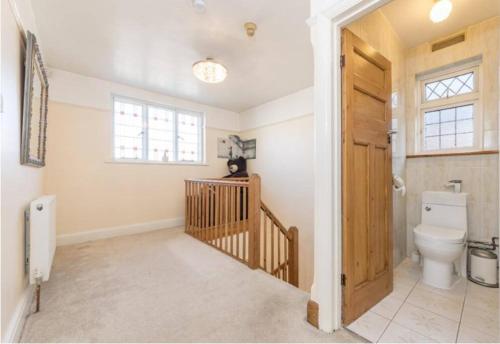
top-left (430, 0), bottom-right (452, 23)
top-left (192, 58), bottom-right (227, 83)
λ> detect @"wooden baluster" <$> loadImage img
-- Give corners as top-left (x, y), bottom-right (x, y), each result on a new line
top-left (224, 186), bottom-right (229, 251)
top-left (215, 184), bottom-right (220, 248)
top-left (271, 222), bottom-right (274, 274)
top-left (197, 183), bottom-right (201, 239)
top-left (263, 213), bottom-right (267, 271)
top-left (242, 187), bottom-right (247, 262)
top-left (285, 236), bottom-right (289, 282)
top-left (205, 184), bottom-right (209, 242)
top-left (236, 186), bottom-right (241, 260)
top-left (288, 226), bottom-right (299, 287)
top-left (247, 174), bottom-right (261, 269)
top-left (185, 182), bottom-right (188, 233)
top-left (278, 225), bottom-right (281, 279)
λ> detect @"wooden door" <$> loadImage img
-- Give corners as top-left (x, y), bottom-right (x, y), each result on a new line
top-left (341, 29), bottom-right (393, 325)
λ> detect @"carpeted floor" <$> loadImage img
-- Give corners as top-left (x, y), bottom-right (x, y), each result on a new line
top-left (20, 227), bottom-right (362, 343)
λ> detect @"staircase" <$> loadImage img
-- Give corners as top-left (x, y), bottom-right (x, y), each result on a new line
top-left (184, 174), bottom-right (299, 287)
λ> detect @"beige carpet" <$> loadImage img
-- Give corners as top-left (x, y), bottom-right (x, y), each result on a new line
top-left (21, 228), bottom-right (362, 343)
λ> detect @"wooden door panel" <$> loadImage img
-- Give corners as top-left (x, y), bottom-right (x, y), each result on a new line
top-left (352, 142), bottom-right (369, 287)
top-left (373, 145), bottom-right (389, 276)
top-left (353, 52), bottom-right (385, 88)
top-left (342, 29), bottom-right (393, 325)
top-left (353, 89), bottom-right (386, 122)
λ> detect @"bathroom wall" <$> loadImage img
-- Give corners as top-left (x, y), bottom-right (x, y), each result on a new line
top-left (405, 17), bottom-right (500, 253)
top-left (347, 10), bottom-right (407, 265)
top-left (406, 154), bottom-right (498, 252)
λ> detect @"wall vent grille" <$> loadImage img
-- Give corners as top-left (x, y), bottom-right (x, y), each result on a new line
top-left (431, 33), bottom-right (466, 52)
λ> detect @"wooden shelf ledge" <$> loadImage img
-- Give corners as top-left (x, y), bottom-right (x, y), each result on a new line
top-left (406, 150), bottom-right (499, 159)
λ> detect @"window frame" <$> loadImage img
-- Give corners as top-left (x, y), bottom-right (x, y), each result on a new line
top-left (416, 63), bottom-right (482, 154)
top-left (111, 95), bottom-right (206, 164)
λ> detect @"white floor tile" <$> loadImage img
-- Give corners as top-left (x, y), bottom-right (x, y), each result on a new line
top-left (371, 293), bottom-right (405, 319)
top-left (347, 311), bottom-right (390, 342)
top-left (457, 324), bottom-right (500, 343)
top-left (393, 303), bottom-right (459, 343)
top-left (465, 281), bottom-right (499, 314)
top-left (406, 286), bottom-right (463, 322)
top-left (414, 277), bottom-right (467, 303)
top-left (461, 303), bottom-right (499, 339)
top-left (378, 322), bottom-right (435, 343)
top-left (393, 277), bottom-right (417, 299)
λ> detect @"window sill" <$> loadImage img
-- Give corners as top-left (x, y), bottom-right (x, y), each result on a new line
top-left (105, 159), bottom-right (209, 166)
top-left (406, 150), bottom-right (499, 159)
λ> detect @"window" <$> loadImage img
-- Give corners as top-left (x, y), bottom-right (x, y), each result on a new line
top-left (418, 64), bottom-right (480, 153)
top-left (113, 97), bottom-right (204, 163)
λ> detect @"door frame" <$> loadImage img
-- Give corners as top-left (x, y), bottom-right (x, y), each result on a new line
top-left (307, 0), bottom-right (392, 333)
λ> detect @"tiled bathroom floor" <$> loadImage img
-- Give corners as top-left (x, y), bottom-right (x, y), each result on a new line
top-left (347, 259), bottom-right (499, 343)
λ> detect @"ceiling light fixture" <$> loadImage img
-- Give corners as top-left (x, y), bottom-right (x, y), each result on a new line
top-left (192, 58), bottom-right (227, 83)
top-left (430, 0), bottom-right (452, 23)
top-left (191, 0), bottom-right (206, 13)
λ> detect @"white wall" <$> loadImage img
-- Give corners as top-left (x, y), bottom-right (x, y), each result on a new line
top-left (1, 0), bottom-right (44, 341)
top-left (240, 87), bottom-right (313, 130)
top-left (44, 69), bottom-right (239, 241)
top-left (48, 69), bottom-right (240, 132)
top-left (240, 89), bottom-right (314, 291)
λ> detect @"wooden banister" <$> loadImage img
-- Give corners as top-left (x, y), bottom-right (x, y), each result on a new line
top-left (184, 173), bottom-right (299, 287)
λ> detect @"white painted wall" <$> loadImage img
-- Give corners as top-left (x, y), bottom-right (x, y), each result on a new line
top-left (1, 0), bottom-right (44, 341)
top-left (48, 69), bottom-right (240, 132)
top-left (240, 89), bottom-right (314, 290)
top-left (240, 87), bottom-right (313, 130)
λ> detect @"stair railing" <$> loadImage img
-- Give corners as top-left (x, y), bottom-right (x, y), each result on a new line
top-left (185, 174), bottom-right (298, 287)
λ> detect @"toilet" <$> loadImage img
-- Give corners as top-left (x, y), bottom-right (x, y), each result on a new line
top-left (414, 191), bottom-right (467, 289)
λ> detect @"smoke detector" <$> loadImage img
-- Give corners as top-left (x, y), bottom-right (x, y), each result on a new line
top-left (244, 22), bottom-right (257, 37)
top-left (191, 0), bottom-right (206, 13)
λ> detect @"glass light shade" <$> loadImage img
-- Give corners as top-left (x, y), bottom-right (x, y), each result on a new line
top-left (192, 58), bottom-right (227, 83)
top-left (430, 0), bottom-right (452, 23)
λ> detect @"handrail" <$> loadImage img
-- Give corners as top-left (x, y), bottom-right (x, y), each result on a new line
top-left (184, 174), bottom-right (299, 287)
top-left (260, 202), bottom-right (288, 236)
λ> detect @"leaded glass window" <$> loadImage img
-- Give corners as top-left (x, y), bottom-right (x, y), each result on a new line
top-left (418, 65), bottom-right (480, 153)
top-left (423, 104), bottom-right (474, 151)
top-left (424, 72), bottom-right (474, 102)
top-left (113, 97), bottom-right (204, 163)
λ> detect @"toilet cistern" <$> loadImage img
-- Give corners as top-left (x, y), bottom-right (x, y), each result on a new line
top-left (445, 179), bottom-right (462, 193)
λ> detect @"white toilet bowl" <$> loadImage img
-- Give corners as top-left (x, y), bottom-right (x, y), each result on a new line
top-left (414, 224), bottom-right (466, 289)
top-left (414, 191), bottom-right (468, 289)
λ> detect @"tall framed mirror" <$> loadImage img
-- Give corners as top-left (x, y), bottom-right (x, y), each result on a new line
top-left (21, 31), bottom-right (49, 167)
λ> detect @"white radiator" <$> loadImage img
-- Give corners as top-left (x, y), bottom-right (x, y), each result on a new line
top-left (26, 195), bottom-right (56, 284)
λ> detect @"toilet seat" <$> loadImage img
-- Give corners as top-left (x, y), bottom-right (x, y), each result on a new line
top-left (414, 224), bottom-right (466, 244)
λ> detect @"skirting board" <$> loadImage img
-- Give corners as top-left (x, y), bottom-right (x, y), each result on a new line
top-left (2, 285), bottom-right (34, 343)
top-left (56, 217), bottom-right (184, 246)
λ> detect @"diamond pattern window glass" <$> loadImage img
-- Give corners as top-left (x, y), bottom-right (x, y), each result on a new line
top-left (423, 104), bottom-right (474, 151)
top-left (424, 72), bottom-right (474, 102)
top-left (113, 97), bottom-right (204, 163)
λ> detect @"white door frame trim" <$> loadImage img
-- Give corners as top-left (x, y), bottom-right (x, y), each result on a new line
top-left (308, 0), bottom-right (392, 333)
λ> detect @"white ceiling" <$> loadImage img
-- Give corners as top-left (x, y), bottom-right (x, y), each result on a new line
top-left (31, 0), bottom-right (312, 112)
top-left (380, 0), bottom-right (500, 48)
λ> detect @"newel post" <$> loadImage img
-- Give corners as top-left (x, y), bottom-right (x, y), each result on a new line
top-left (288, 226), bottom-right (299, 287)
top-left (247, 174), bottom-right (261, 269)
